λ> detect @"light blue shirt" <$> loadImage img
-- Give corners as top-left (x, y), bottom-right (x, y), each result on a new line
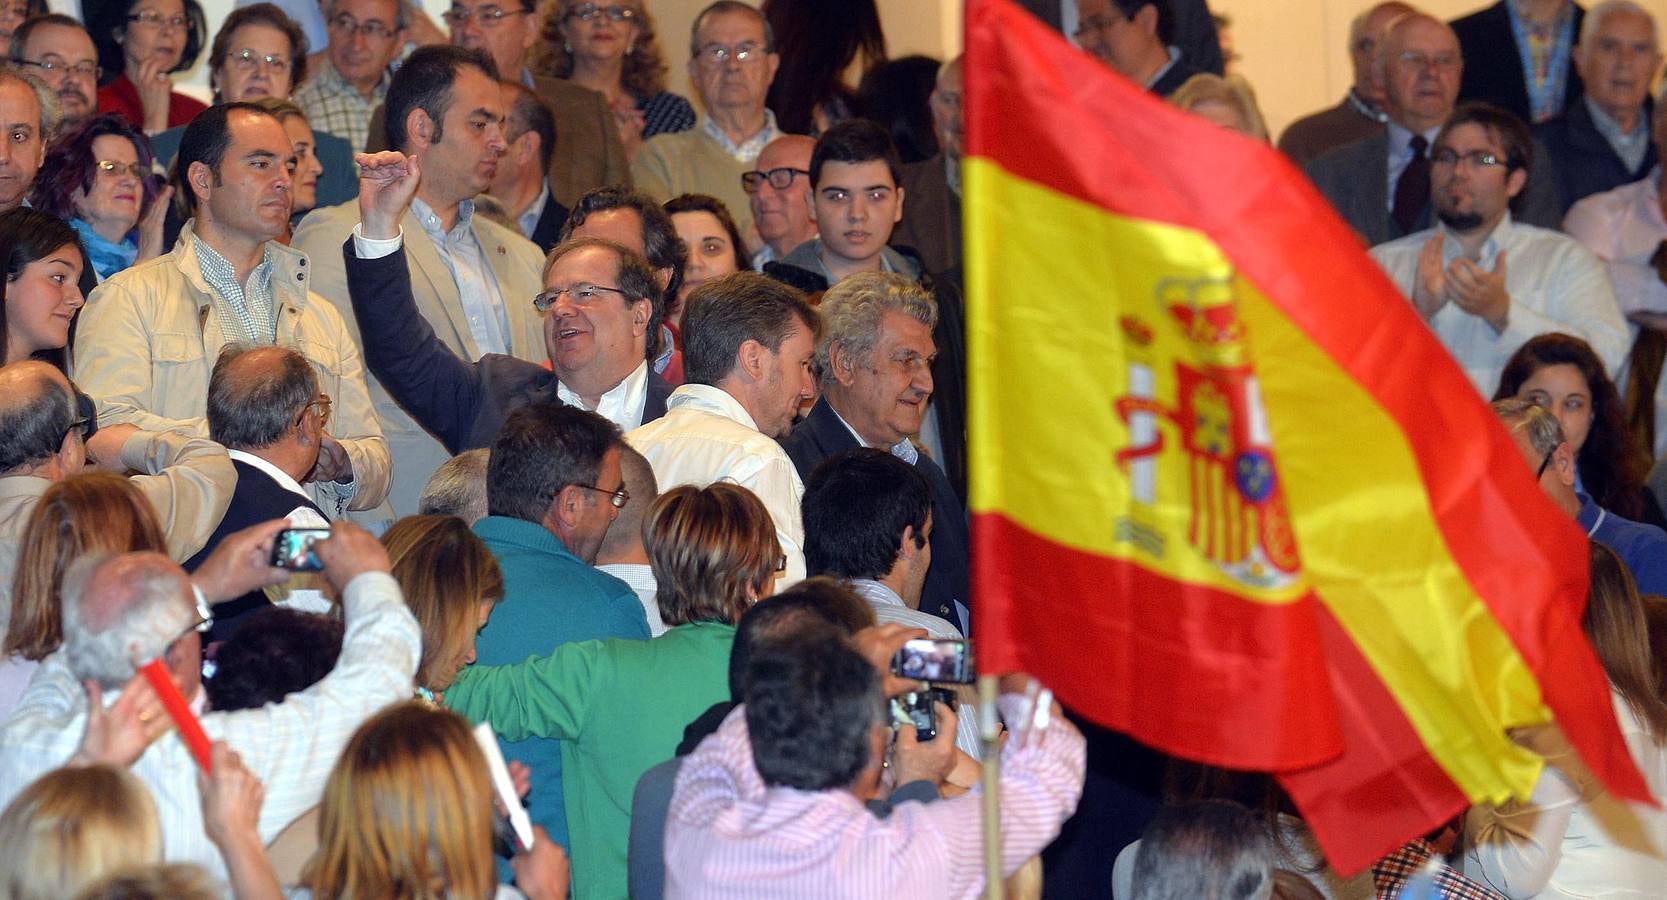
top-left (410, 197), bottom-right (512, 357)
top-left (516, 180), bottom-right (553, 241)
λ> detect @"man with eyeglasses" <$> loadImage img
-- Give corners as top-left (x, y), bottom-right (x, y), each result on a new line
top-left (292, 0), bottom-right (406, 152)
top-left (0, 66), bottom-right (51, 212)
top-left (1073, 0), bottom-right (1199, 97)
top-left (1494, 397), bottom-right (1667, 594)
top-left (1277, 2), bottom-right (1410, 165)
top-left (893, 56), bottom-right (964, 277)
top-left (745, 134), bottom-right (815, 271)
top-left (9, 14), bottom-right (98, 133)
top-left (1454, 0), bottom-right (1584, 126)
top-left (0, 359), bottom-right (237, 625)
top-left (1370, 103), bottom-right (1627, 396)
top-left (632, 0), bottom-right (781, 247)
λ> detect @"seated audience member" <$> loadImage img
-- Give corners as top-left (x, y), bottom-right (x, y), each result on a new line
top-left (1170, 72), bottom-right (1269, 141)
top-left (664, 193), bottom-right (747, 330)
top-left (1368, 103), bottom-right (1627, 395)
top-left (445, 481), bottom-right (781, 897)
top-left (594, 443), bottom-right (665, 635)
top-left (0, 67), bottom-right (54, 213)
top-left (469, 403), bottom-right (649, 850)
top-left (10, 15), bottom-right (100, 135)
top-left (253, 98), bottom-right (328, 243)
top-left (186, 345), bottom-right (336, 642)
top-left (74, 103), bottom-right (391, 523)
top-left (560, 185), bottom-right (688, 379)
top-left (663, 636), bottom-right (1085, 896)
top-left (744, 134), bottom-right (816, 271)
top-left (344, 153), bottom-right (676, 449)
top-left (1073, 0), bottom-right (1200, 97)
top-left (294, 46), bottom-right (545, 518)
top-left (417, 447), bottom-right (490, 523)
top-left (628, 271), bottom-right (819, 586)
top-left (85, 0), bottom-right (207, 133)
top-left (540, 0), bottom-right (695, 162)
top-left (292, 0), bottom-right (406, 153)
top-left (490, 82), bottom-right (570, 253)
top-left (0, 209), bottom-right (86, 368)
top-left (892, 56), bottom-right (962, 276)
top-left (631, 1), bottom-right (781, 242)
top-left (1464, 541), bottom-right (1667, 896)
top-left (1534, 1), bottom-right (1661, 216)
top-left (379, 513), bottom-right (502, 702)
top-left (1276, 2), bottom-right (1406, 164)
top-left (1122, 800), bottom-right (1276, 900)
top-left (1453, 0), bottom-right (1582, 126)
top-left (0, 523), bottom-right (419, 879)
top-left (0, 765), bottom-right (163, 899)
top-left (1495, 398), bottom-right (1667, 595)
top-left (782, 273), bottom-right (969, 629)
top-left (295, 702), bottom-right (570, 898)
top-left (1495, 333), bottom-right (1664, 525)
top-left (29, 115), bottom-right (166, 293)
top-left (766, 119), bottom-right (919, 290)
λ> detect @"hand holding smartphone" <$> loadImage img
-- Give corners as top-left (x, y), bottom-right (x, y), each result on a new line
top-left (269, 527), bottom-right (331, 571)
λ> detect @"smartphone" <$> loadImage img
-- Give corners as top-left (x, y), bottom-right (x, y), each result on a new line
top-left (270, 527), bottom-right (331, 571)
top-left (889, 687), bottom-right (957, 742)
top-left (891, 638), bottom-right (975, 684)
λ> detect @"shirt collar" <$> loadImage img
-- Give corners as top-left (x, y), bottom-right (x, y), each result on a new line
top-left (192, 235), bottom-right (274, 290)
top-left (1386, 120), bottom-right (1441, 157)
top-left (829, 402), bottom-right (919, 464)
top-left (1437, 210), bottom-right (1514, 269)
top-left (1346, 87), bottom-right (1388, 123)
top-left (1144, 45), bottom-right (1183, 90)
top-left (700, 110), bottom-right (783, 161)
top-left (1584, 95), bottom-right (1648, 146)
top-left (411, 196), bottom-right (474, 241)
top-left (557, 359), bottom-right (650, 421)
top-left (851, 578), bottom-right (907, 609)
top-left (517, 180), bottom-right (552, 239)
top-left (227, 448), bottom-right (313, 501)
top-left (666, 382), bottom-right (760, 432)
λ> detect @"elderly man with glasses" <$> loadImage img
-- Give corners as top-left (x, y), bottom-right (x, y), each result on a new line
top-left (631, 0), bottom-right (780, 251)
top-left (292, 0), bottom-right (406, 151)
top-left (9, 14), bottom-right (99, 133)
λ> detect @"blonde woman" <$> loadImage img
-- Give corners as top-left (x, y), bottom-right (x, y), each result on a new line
top-left (380, 514), bottom-right (505, 703)
top-left (0, 765), bottom-right (161, 900)
top-left (1170, 73), bottom-right (1270, 142)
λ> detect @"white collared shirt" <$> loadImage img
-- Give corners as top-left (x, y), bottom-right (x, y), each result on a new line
top-left (849, 578), bottom-right (981, 760)
top-left (557, 360), bottom-right (652, 431)
top-left (595, 562), bottom-right (666, 636)
top-left (626, 384), bottom-right (806, 587)
top-left (1369, 212), bottom-right (1629, 395)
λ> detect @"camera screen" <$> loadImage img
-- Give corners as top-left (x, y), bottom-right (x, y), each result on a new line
top-left (892, 638), bottom-right (974, 684)
top-left (272, 528), bottom-right (329, 571)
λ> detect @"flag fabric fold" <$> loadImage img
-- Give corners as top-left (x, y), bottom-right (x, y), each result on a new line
top-left (964, 0), bottom-right (1649, 873)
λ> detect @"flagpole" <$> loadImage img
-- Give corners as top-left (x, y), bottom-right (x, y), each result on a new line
top-left (979, 673), bottom-right (1004, 899)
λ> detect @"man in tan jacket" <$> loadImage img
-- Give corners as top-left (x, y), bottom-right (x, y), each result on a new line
top-left (73, 103), bottom-right (390, 524)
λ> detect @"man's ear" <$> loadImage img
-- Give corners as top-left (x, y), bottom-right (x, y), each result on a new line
top-left (406, 107), bottom-right (435, 151)
top-left (187, 160), bottom-right (213, 203)
top-left (630, 297), bottom-right (652, 336)
top-left (827, 341), bottom-right (859, 387)
top-left (737, 338), bottom-right (766, 381)
top-left (897, 523), bottom-right (919, 566)
top-left (1134, 3), bottom-right (1160, 37)
top-left (543, 483), bottom-right (583, 534)
top-left (805, 187), bottom-right (819, 224)
top-left (1555, 441), bottom-right (1578, 487)
top-left (1505, 166), bottom-right (1528, 201)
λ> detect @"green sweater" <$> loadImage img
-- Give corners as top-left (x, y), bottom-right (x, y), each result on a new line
top-left (445, 621), bottom-right (735, 900)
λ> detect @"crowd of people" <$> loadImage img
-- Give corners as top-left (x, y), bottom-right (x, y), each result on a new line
top-left (0, 0), bottom-right (1663, 896)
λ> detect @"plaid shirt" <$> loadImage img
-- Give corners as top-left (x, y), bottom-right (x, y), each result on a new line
top-left (193, 236), bottom-right (276, 345)
top-left (1374, 839), bottom-right (1506, 899)
top-left (293, 58), bottom-right (388, 152)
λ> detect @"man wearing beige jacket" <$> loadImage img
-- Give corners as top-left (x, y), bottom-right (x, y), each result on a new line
top-left (73, 103), bottom-right (390, 524)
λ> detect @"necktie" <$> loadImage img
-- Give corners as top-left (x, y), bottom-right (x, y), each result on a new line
top-left (1393, 135), bottom-right (1430, 236)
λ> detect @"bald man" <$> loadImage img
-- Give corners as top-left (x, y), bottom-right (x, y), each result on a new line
top-left (892, 56), bottom-right (964, 277)
top-left (1278, 2), bottom-right (1412, 164)
top-left (748, 134), bottom-right (818, 271)
top-left (594, 443), bottom-right (664, 636)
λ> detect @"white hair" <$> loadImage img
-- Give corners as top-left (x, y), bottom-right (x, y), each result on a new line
top-left (1580, 0), bottom-right (1656, 53)
top-left (814, 273), bottom-right (937, 389)
top-left (61, 554), bottom-right (193, 690)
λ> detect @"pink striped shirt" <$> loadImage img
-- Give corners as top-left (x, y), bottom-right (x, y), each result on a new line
top-left (664, 695), bottom-right (1086, 898)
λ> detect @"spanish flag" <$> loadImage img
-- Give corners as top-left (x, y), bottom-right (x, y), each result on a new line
top-left (965, 0), bottom-right (1650, 872)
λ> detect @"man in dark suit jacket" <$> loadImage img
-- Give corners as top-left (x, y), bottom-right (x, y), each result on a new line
top-left (186, 345), bottom-right (332, 643)
top-left (1076, 0), bottom-right (1202, 97)
top-left (1277, 1), bottom-right (1409, 164)
top-left (492, 82), bottom-right (571, 253)
top-left (1453, 0), bottom-right (1585, 126)
top-left (893, 57), bottom-right (963, 277)
top-left (777, 273), bottom-right (970, 633)
top-left (343, 153), bottom-right (672, 453)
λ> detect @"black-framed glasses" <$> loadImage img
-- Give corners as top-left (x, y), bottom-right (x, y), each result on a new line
top-left (20, 57), bottom-right (101, 79)
top-left (574, 483), bottom-right (630, 508)
top-left (1431, 148), bottom-right (1507, 170)
top-left (1536, 448), bottom-right (1555, 480)
top-left (328, 15), bottom-right (398, 39)
top-left (94, 159), bottom-right (147, 178)
top-left (442, 5), bottom-right (528, 27)
top-left (566, 3), bottom-right (636, 23)
top-left (127, 10), bottom-right (190, 30)
top-left (229, 48), bottom-right (291, 72)
top-left (741, 166), bottom-right (808, 193)
top-left (533, 283), bottom-right (629, 311)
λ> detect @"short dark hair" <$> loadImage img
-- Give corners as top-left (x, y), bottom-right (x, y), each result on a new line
top-left (1438, 101), bottom-right (1534, 174)
top-left (0, 208), bottom-right (82, 372)
top-left (663, 193), bottom-right (749, 277)
top-left (809, 118), bottom-right (903, 188)
top-left (8, 13), bottom-right (85, 63)
top-left (1112, 0), bottom-right (1174, 46)
top-left (383, 44), bottom-right (499, 153)
top-left (561, 185), bottom-right (688, 317)
top-left (803, 449), bottom-right (931, 581)
top-left (502, 81), bottom-right (554, 177)
top-left (208, 3), bottom-right (309, 100)
top-left (486, 403), bottom-right (621, 524)
top-left (204, 608), bottom-right (343, 711)
top-left (85, 0), bottom-right (205, 83)
top-left (744, 634), bottom-right (883, 791)
top-left (689, 0), bottom-right (775, 56)
top-left (29, 114), bottom-right (160, 223)
top-left (206, 344), bottom-right (318, 449)
top-left (171, 102), bottom-right (277, 218)
top-left (1129, 800), bottom-right (1274, 900)
top-left (0, 368), bottom-right (74, 473)
top-left (681, 272), bottom-right (820, 386)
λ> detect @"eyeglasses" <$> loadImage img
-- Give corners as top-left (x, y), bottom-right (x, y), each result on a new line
top-left (574, 483), bottom-right (630, 509)
top-left (299, 393), bottom-right (332, 428)
top-left (741, 166), bottom-right (808, 193)
top-left (20, 58), bottom-right (101, 79)
top-left (566, 3), bottom-right (636, 23)
top-left (442, 5), bottom-right (528, 27)
top-left (228, 48), bottom-right (291, 72)
top-left (64, 388), bottom-right (97, 443)
top-left (127, 10), bottom-right (191, 31)
top-left (1073, 14), bottom-right (1123, 38)
top-left (1397, 51), bottom-right (1460, 71)
top-left (1431, 148), bottom-right (1507, 170)
top-left (694, 42), bottom-right (766, 67)
top-left (1536, 448), bottom-right (1555, 480)
top-left (329, 15), bottom-right (398, 40)
top-left (94, 159), bottom-right (148, 178)
top-left (532, 283), bottom-right (629, 311)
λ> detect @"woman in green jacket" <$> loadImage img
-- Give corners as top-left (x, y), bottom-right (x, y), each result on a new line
top-left (443, 482), bottom-right (783, 899)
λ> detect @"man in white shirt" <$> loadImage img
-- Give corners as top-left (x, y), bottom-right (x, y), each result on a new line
top-left (627, 271), bottom-right (819, 587)
top-left (594, 443), bottom-right (665, 636)
top-left (0, 525), bottom-right (418, 881)
top-left (294, 45), bottom-right (546, 516)
top-left (1369, 102), bottom-right (1628, 395)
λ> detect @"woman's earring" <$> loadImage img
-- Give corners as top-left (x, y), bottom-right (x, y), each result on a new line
top-left (564, 40), bottom-right (572, 53)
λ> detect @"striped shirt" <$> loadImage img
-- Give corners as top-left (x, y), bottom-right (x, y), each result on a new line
top-left (294, 58), bottom-right (389, 152)
top-left (664, 696), bottom-right (1084, 898)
